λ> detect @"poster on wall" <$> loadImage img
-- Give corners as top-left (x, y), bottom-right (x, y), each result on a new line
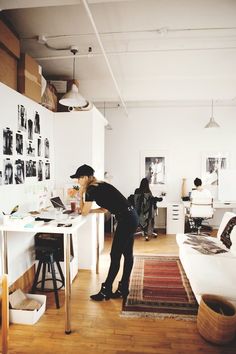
top-left (37, 137), bottom-right (42, 157)
top-left (34, 111), bottom-right (40, 134)
top-left (202, 153), bottom-right (229, 186)
top-left (140, 150), bottom-right (168, 196)
top-left (45, 138), bottom-right (49, 158)
top-left (16, 132), bottom-right (23, 155)
top-left (3, 158), bottom-right (13, 185)
top-left (38, 160), bottom-right (43, 181)
top-left (26, 160), bottom-right (36, 177)
top-left (27, 118), bottom-right (33, 140)
top-left (3, 127), bottom-right (13, 155)
top-left (18, 104), bottom-right (27, 132)
top-left (26, 140), bottom-right (35, 156)
top-left (15, 159), bottom-right (25, 184)
top-left (45, 162), bottom-right (50, 180)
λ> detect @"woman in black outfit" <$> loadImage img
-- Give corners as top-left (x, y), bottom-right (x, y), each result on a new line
top-left (70, 164), bottom-right (139, 301)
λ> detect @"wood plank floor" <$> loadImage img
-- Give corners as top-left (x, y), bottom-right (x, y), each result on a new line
top-left (5, 233), bottom-right (236, 353)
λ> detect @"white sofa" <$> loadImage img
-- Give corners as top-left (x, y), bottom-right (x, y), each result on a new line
top-left (176, 212), bottom-right (236, 307)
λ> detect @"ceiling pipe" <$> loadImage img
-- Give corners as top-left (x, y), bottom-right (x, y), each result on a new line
top-left (81, 0), bottom-right (128, 117)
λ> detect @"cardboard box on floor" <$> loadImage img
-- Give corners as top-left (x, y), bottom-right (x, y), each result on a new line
top-left (9, 289), bottom-right (46, 325)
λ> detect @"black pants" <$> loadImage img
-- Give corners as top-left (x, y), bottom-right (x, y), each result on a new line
top-left (104, 208), bottom-right (139, 289)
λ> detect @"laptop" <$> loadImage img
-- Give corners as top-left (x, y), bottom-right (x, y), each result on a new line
top-left (50, 196), bottom-right (74, 214)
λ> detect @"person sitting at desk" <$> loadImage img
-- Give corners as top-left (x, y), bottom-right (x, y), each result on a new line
top-left (187, 177), bottom-right (213, 234)
top-left (191, 177), bottom-right (212, 199)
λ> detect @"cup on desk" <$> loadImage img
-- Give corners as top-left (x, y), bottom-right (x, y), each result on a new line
top-left (70, 201), bottom-right (77, 212)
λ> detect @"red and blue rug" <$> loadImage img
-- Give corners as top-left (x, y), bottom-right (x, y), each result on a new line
top-left (122, 255), bottom-right (198, 319)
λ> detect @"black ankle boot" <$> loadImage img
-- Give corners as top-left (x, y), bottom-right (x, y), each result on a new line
top-left (90, 283), bottom-right (112, 301)
top-left (111, 281), bottom-right (129, 299)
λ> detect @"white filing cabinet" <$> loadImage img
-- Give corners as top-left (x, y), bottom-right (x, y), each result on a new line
top-left (167, 203), bottom-right (185, 234)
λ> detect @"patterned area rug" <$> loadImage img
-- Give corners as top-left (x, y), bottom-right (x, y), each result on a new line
top-left (122, 255), bottom-right (198, 319)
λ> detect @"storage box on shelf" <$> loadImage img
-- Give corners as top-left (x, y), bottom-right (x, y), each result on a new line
top-left (18, 53), bottom-right (42, 103)
top-left (0, 17), bottom-right (20, 90)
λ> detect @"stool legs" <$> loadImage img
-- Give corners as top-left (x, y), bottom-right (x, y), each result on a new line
top-left (32, 254), bottom-right (64, 309)
top-left (31, 260), bottom-right (43, 293)
top-left (50, 254), bottom-right (60, 309)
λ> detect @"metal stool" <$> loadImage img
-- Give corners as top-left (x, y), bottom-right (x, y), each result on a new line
top-left (31, 246), bottom-right (64, 309)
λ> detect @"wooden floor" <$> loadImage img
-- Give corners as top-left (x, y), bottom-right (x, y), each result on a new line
top-left (5, 233), bottom-right (236, 353)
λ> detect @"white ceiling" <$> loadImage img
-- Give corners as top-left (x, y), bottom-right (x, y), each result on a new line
top-left (1, 0), bottom-right (236, 106)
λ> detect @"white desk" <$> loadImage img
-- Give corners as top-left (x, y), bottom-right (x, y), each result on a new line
top-left (0, 215), bottom-right (86, 334)
top-left (157, 200), bottom-right (236, 233)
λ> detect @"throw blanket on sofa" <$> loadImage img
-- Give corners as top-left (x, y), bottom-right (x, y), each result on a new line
top-left (220, 216), bottom-right (236, 249)
top-left (184, 235), bottom-right (228, 255)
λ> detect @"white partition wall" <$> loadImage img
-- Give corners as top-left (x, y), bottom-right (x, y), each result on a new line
top-left (53, 107), bottom-right (107, 269)
top-left (0, 83), bottom-right (54, 283)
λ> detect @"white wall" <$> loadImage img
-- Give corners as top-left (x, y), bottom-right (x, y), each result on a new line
top-left (104, 104), bottom-right (236, 201)
top-left (0, 83), bottom-right (54, 284)
top-left (53, 107), bottom-right (107, 268)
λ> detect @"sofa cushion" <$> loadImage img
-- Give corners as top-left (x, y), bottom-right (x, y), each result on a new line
top-left (216, 212), bottom-right (236, 252)
top-left (176, 233), bottom-right (236, 304)
top-left (220, 216), bottom-right (236, 249)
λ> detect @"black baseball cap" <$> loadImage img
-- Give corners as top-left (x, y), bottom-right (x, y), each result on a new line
top-left (70, 164), bottom-right (94, 179)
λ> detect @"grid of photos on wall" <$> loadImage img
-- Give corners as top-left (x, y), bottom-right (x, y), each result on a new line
top-left (1, 104), bottom-right (51, 185)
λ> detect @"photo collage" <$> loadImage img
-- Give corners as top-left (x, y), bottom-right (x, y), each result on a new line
top-left (1, 104), bottom-right (51, 185)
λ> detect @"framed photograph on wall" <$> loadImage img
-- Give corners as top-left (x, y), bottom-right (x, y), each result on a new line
top-left (201, 152), bottom-right (229, 187)
top-left (17, 104), bottom-right (27, 132)
top-left (140, 150), bottom-right (168, 195)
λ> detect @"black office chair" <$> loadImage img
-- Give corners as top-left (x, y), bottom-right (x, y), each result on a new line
top-left (132, 192), bottom-right (158, 241)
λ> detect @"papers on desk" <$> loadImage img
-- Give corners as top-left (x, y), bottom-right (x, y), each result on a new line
top-left (3, 213), bottom-right (34, 226)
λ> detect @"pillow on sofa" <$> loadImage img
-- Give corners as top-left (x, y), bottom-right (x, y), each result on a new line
top-left (217, 212), bottom-right (236, 238)
top-left (220, 216), bottom-right (236, 249)
top-left (229, 226), bottom-right (236, 255)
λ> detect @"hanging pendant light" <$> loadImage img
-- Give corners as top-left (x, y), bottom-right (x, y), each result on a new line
top-left (59, 47), bottom-right (88, 108)
top-left (204, 100), bottom-right (220, 128)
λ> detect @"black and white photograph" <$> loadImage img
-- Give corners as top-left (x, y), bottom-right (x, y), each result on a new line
top-left (202, 155), bottom-right (228, 186)
top-left (3, 159), bottom-right (13, 185)
top-left (38, 160), bottom-right (43, 181)
top-left (3, 127), bottom-right (13, 155)
top-left (18, 104), bottom-right (27, 132)
top-left (0, 171), bottom-right (2, 185)
top-left (26, 140), bottom-right (35, 156)
top-left (15, 159), bottom-right (25, 184)
top-left (26, 160), bottom-right (34, 177)
top-left (27, 118), bottom-right (33, 140)
top-left (37, 137), bottom-right (42, 157)
top-left (16, 132), bottom-right (23, 155)
top-left (45, 137), bottom-right (50, 158)
top-left (45, 162), bottom-right (50, 180)
top-left (34, 111), bottom-right (40, 134)
top-left (145, 156), bottom-right (165, 184)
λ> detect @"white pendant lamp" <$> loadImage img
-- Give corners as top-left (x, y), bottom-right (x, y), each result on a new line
top-left (204, 100), bottom-right (220, 128)
top-left (59, 47), bottom-right (88, 108)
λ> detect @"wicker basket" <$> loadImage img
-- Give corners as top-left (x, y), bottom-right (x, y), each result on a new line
top-left (197, 294), bottom-right (236, 345)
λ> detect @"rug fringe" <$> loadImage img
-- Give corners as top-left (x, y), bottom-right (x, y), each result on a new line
top-left (120, 311), bottom-right (196, 321)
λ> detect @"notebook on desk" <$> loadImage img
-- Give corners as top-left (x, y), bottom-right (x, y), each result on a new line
top-left (50, 196), bottom-right (74, 214)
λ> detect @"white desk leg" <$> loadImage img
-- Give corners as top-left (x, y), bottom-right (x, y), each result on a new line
top-left (64, 232), bottom-right (71, 334)
top-left (96, 214), bottom-right (99, 274)
top-left (1, 274), bottom-right (9, 354)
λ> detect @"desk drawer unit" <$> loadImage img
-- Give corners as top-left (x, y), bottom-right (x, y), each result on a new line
top-left (167, 203), bottom-right (184, 234)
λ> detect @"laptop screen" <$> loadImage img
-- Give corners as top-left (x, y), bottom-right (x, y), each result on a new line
top-left (50, 196), bottom-right (66, 209)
